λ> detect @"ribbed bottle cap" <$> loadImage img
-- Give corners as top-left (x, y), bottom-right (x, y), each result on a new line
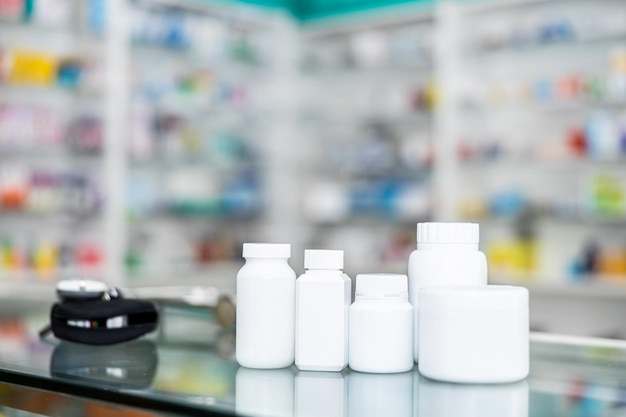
top-left (242, 243), bottom-right (291, 258)
top-left (417, 222), bottom-right (479, 244)
top-left (420, 285), bottom-right (528, 311)
top-left (355, 273), bottom-right (408, 300)
top-left (304, 249), bottom-right (344, 270)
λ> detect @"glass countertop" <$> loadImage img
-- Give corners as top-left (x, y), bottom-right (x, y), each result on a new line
top-left (0, 379), bottom-right (182, 417)
top-left (0, 297), bottom-right (625, 417)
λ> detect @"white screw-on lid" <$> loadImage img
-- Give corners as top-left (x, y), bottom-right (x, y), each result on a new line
top-left (417, 222), bottom-right (479, 244)
top-left (355, 273), bottom-right (408, 300)
top-left (420, 285), bottom-right (528, 312)
top-left (242, 243), bottom-right (291, 259)
top-left (304, 249), bottom-right (344, 270)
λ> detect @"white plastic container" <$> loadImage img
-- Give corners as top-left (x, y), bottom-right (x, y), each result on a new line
top-left (349, 274), bottom-right (413, 374)
top-left (419, 285), bottom-right (529, 383)
top-left (408, 222), bottom-right (487, 361)
top-left (296, 250), bottom-right (351, 371)
top-left (236, 243), bottom-right (296, 369)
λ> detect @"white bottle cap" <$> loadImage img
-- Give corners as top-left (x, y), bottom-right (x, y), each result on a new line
top-left (242, 243), bottom-right (291, 259)
top-left (419, 285), bottom-right (528, 311)
top-left (355, 273), bottom-right (408, 300)
top-left (417, 222), bottom-right (479, 244)
top-left (304, 249), bottom-right (344, 270)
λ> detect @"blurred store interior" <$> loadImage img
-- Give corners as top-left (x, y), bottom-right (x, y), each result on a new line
top-left (0, 0), bottom-right (625, 338)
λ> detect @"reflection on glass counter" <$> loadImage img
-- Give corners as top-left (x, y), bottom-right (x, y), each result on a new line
top-left (0, 301), bottom-right (624, 416)
top-left (296, 371), bottom-right (348, 417)
top-left (236, 367), bottom-right (294, 417)
top-left (50, 340), bottom-right (158, 390)
top-left (418, 377), bottom-right (529, 417)
top-left (0, 380), bottom-right (176, 417)
top-left (349, 371), bottom-right (413, 417)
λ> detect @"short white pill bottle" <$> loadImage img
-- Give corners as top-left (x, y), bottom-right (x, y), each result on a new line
top-left (349, 273), bottom-right (413, 374)
top-left (236, 243), bottom-right (296, 369)
top-left (408, 223), bottom-right (487, 362)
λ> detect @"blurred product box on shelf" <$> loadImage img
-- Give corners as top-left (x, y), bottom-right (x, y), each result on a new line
top-left (0, 0), bottom-right (105, 32)
top-left (0, 167), bottom-right (101, 216)
top-left (302, 24), bottom-right (433, 73)
top-left (125, 224), bottom-right (242, 278)
top-left (0, 234), bottom-right (103, 281)
top-left (303, 180), bottom-right (430, 223)
top-left (0, 105), bottom-right (103, 154)
top-left (131, 5), bottom-right (275, 68)
top-left (459, 49), bottom-right (626, 110)
top-left (472, 6), bottom-right (626, 52)
top-left (0, 49), bottom-right (102, 92)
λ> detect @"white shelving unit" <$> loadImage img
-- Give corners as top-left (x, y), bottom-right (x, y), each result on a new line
top-left (298, 0), bottom-right (626, 337)
top-left (298, 5), bottom-right (437, 275)
top-left (0, 0), bottom-right (110, 288)
top-left (1, 0), bottom-right (624, 336)
top-left (123, 0), bottom-right (300, 286)
top-left (0, 0), bottom-right (299, 293)
top-left (452, 0), bottom-right (626, 337)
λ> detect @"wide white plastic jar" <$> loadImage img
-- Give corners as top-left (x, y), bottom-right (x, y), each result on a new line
top-left (408, 222), bottom-right (487, 361)
top-left (349, 273), bottom-right (413, 374)
top-left (419, 285), bottom-right (529, 383)
top-left (236, 243), bottom-right (296, 369)
top-left (296, 249), bottom-right (351, 371)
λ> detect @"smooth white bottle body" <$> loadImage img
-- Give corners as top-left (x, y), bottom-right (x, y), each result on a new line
top-left (236, 244), bottom-right (296, 369)
top-left (295, 267), bottom-right (351, 371)
top-left (408, 223), bottom-right (487, 361)
top-left (349, 274), bottom-right (413, 374)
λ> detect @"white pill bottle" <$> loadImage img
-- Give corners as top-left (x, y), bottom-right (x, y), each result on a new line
top-left (236, 243), bottom-right (296, 369)
top-left (349, 273), bottom-right (413, 374)
top-left (295, 249), bottom-right (351, 371)
top-left (408, 223), bottom-right (487, 361)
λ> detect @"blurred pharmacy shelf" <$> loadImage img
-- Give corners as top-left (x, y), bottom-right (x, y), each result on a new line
top-left (0, 0), bottom-right (114, 284)
top-left (298, 7), bottom-right (437, 271)
top-left (454, 0), bottom-right (626, 301)
top-left (491, 279), bottom-right (626, 300)
top-left (0, 281), bottom-right (56, 301)
top-left (124, 0), bottom-right (299, 283)
top-left (296, 0), bottom-right (626, 339)
top-left (0, 0), bottom-right (624, 342)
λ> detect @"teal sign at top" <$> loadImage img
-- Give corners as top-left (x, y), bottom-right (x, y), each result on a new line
top-left (292, 0), bottom-right (433, 21)
top-left (234, 0), bottom-right (434, 21)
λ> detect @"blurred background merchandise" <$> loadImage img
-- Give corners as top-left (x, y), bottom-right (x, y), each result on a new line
top-left (0, 0), bottom-right (625, 338)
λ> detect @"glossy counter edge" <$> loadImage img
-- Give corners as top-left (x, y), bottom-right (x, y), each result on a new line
top-left (0, 367), bottom-right (235, 417)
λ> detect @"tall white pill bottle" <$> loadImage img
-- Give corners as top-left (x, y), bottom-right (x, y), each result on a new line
top-left (408, 223), bottom-right (487, 361)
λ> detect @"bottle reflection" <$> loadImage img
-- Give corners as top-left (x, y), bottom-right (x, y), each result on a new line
top-left (236, 367), bottom-right (295, 417)
top-left (50, 340), bottom-right (158, 389)
top-left (296, 370), bottom-right (348, 417)
top-left (348, 370), bottom-right (414, 417)
top-left (418, 375), bottom-right (529, 417)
